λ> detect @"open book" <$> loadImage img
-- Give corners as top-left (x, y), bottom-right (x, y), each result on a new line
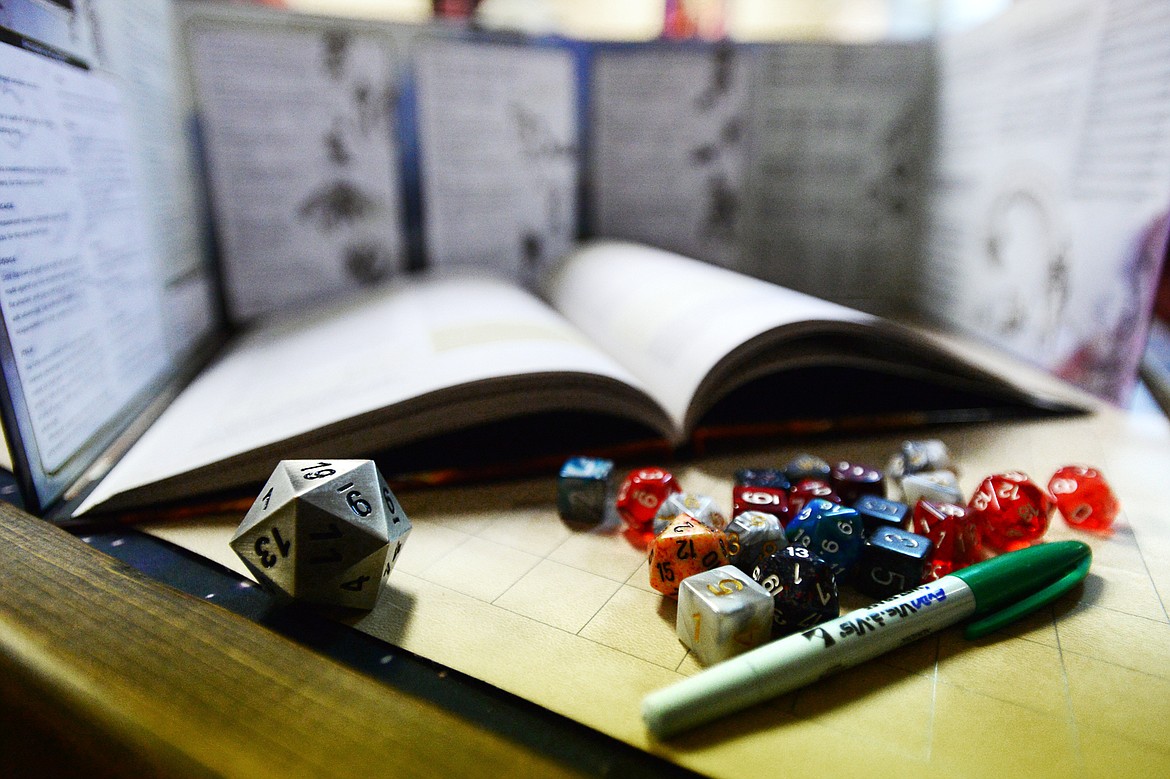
top-left (173, 0), bottom-right (1170, 407)
top-left (75, 241), bottom-right (1089, 516)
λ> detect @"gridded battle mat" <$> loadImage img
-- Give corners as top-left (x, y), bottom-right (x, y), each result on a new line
top-left (149, 397), bottom-right (1170, 779)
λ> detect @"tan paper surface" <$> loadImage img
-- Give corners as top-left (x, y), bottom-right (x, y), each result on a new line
top-left (145, 397), bottom-right (1170, 778)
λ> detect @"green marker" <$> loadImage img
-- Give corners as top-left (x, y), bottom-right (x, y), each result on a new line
top-left (642, 540), bottom-right (1092, 739)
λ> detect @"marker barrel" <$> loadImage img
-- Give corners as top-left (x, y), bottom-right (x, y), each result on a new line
top-left (643, 576), bottom-right (977, 738)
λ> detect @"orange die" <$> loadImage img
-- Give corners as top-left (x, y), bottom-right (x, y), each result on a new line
top-left (649, 516), bottom-right (730, 598)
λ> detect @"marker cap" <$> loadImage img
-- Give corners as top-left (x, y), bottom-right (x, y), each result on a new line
top-left (950, 540), bottom-right (1092, 639)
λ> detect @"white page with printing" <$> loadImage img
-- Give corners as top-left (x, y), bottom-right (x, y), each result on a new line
top-left (921, 0), bottom-right (1170, 402)
top-left (542, 241), bottom-right (873, 428)
top-left (76, 272), bottom-right (652, 513)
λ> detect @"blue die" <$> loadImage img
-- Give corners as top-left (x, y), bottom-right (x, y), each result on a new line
top-left (734, 467), bottom-right (791, 490)
top-left (853, 495), bottom-right (909, 536)
top-left (785, 498), bottom-right (865, 579)
top-left (556, 457), bottom-right (614, 526)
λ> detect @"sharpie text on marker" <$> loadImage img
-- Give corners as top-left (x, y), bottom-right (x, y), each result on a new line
top-left (641, 540), bottom-right (1092, 738)
top-left (812, 584), bottom-right (951, 646)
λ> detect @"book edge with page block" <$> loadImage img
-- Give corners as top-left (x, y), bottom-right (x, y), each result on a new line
top-left (73, 245), bottom-right (1093, 520)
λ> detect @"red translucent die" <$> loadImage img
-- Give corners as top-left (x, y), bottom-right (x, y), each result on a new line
top-left (787, 478), bottom-right (840, 517)
top-left (616, 467), bottom-right (681, 530)
top-left (912, 500), bottom-right (982, 580)
top-left (967, 472), bottom-right (1054, 552)
top-left (1048, 466), bottom-right (1119, 533)
top-left (648, 516), bottom-right (730, 598)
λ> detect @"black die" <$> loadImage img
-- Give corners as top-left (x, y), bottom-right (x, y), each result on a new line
top-left (557, 457), bottom-right (614, 526)
top-left (853, 495), bottom-right (910, 536)
top-left (854, 527), bottom-right (933, 599)
top-left (751, 545), bottom-right (839, 637)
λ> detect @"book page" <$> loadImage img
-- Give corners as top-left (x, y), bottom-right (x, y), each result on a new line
top-left (541, 241), bottom-right (872, 428)
top-left (182, 7), bottom-right (410, 323)
top-left (98, 0), bottom-right (220, 352)
top-left (413, 39), bottom-right (577, 284)
top-left (0, 34), bottom-right (171, 501)
top-left (921, 0), bottom-right (1170, 402)
top-left (2, 0), bottom-right (220, 366)
top-left (77, 272), bottom-right (663, 513)
top-left (588, 44), bottom-right (750, 270)
top-left (739, 42), bottom-right (933, 314)
top-left (587, 41), bottom-right (932, 315)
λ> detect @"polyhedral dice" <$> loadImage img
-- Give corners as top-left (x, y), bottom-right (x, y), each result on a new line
top-left (230, 460), bottom-right (411, 610)
top-left (785, 498), bottom-right (865, 579)
top-left (725, 510), bottom-right (786, 573)
top-left (1048, 465), bottom-right (1119, 533)
top-left (783, 453), bottom-right (832, 483)
top-left (854, 527), bottom-right (933, 599)
top-left (556, 456), bottom-right (614, 526)
top-left (886, 442), bottom-right (953, 501)
top-left (912, 500), bottom-right (981, 579)
top-left (735, 468), bottom-right (791, 491)
top-left (968, 471), bottom-right (1054, 552)
top-left (901, 470), bottom-right (963, 506)
top-left (787, 478), bottom-right (840, 516)
top-left (653, 492), bottom-right (728, 534)
top-left (830, 461), bottom-right (885, 504)
top-left (751, 545), bottom-right (839, 637)
top-left (893, 439), bottom-right (952, 477)
top-left (616, 467), bottom-right (681, 531)
top-left (676, 566), bottom-right (773, 665)
top-left (853, 495), bottom-right (909, 535)
top-left (731, 484), bottom-right (788, 528)
top-left (648, 516), bottom-right (730, 598)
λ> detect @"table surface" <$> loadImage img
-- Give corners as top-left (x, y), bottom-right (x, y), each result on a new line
top-left (75, 525), bottom-right (699, 777)
top-left (137, 391), bottom-right (1170, 779)
top-left (0, 500), bottom-right (603, 777)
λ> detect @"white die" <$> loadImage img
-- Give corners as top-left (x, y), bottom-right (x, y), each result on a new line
top-left (676, 566), bottom-right (773, 665)
top-left (653, 492), bottom-right (728, 535)
top-left (900, 469), bottom-right (963, 506)
top-left (900, 439), bottom-right (952, 474)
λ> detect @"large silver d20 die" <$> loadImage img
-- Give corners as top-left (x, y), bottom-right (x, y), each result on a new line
top-left (230, 459), bottom-right (411, 610)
